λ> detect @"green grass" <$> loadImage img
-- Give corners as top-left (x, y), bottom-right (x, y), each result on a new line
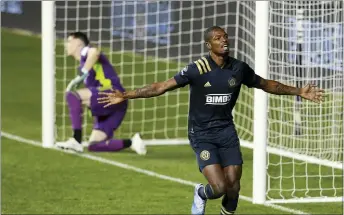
top-left (1, 29), bottom-right (343, 214)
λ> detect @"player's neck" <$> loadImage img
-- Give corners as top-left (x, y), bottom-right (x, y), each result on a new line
top-left (73, 50), bottom-right (82, 61)
top-left (73, 54), bottom-right (81, 61)
top-left (209, 52), bottom-right (228, 68)
top-left (72, 46), bottom-right (85, 61)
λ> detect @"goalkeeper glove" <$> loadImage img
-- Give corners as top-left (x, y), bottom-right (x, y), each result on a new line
top-left (65, 68), bottom-right (89, 92)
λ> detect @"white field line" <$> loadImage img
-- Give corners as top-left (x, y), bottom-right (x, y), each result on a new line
top-left (1, 131), bottom-right (309, 215)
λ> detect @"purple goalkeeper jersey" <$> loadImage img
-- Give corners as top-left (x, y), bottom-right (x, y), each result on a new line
top-left (79, 46), bottom-right (125, 92)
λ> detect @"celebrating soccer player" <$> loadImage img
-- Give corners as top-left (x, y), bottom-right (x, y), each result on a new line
top-left (97, 26), bottom-right (324, 214)
top-left (55, 32), bottom-right (146, 155)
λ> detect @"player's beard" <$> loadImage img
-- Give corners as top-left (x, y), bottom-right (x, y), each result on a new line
top-left (215, 45), bottom-right (229, 56)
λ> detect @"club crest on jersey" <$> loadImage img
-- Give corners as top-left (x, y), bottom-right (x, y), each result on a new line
top-left (200, 150), bottom-right (210, 161)
top-left (205, 93), bottom-right (232, 105)
top-left (228, 78), bottom-right (236, 87)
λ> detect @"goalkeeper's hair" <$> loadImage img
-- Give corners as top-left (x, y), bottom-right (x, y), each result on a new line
top-left (68, 32), bottom-right (90, 46)
top-left (204, 26), bottom-right (224, 42)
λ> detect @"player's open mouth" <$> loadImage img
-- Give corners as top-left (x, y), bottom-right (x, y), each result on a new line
top-left (223, 45), bottom-right (228, 51)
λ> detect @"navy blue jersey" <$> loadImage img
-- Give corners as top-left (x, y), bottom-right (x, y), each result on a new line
top-left (174, 55), bottom-right (262, 133)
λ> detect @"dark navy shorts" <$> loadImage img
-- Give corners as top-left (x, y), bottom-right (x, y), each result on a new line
top-left (189, 126), bottom-right (243, 172)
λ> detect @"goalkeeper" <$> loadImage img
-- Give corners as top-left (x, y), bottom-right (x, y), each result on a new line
top-left (56, 32), bottom-right (146, 155)
top-left (98, 26), bottom-right (325, 215)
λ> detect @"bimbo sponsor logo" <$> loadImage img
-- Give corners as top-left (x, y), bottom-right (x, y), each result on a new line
top-left (205, 93), bottom-right (232, 105)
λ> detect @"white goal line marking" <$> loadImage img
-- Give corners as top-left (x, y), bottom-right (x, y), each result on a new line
top-left (1, 131), bottom-right (309, 215)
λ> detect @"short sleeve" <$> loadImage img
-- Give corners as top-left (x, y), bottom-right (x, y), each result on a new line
top-left (173, 63), bottom-right (199, 87)
top-left (81, 46), bottom-right (90, 57)
top-left (80, 46), bottom-right (91, 63)
top-left (241, 62), bottom-right (262, 88)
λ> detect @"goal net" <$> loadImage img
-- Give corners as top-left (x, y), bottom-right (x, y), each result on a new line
top-left (266, 1), bottom-right (343, 203)
top-left (51, 0), bottom-right (343, 203)
top-left (54, 1), bottom-right (256, 143)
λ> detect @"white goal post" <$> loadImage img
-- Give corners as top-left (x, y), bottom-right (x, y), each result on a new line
top-left (42, 1), bottom-right (55, 148)
top-left (252, 1), bottom-right (269, 204)
top-left (41, 0), bottom-right (343, 204)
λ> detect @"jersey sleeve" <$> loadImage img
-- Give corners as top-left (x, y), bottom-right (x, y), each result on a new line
top-left (173, 63), bottom-right (199, 87)
top-left (80, 46), bottom-right (90, 60)
top-left (240, 62), bottom-right (262, 88)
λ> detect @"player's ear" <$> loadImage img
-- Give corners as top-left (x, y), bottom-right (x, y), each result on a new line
top-left (205, 42), bottom-right (211, 50)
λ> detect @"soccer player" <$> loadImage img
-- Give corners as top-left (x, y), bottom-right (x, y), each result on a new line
top-left (55, 32), bottom-right (146, 155)
top-left (97, 26), bottom-right (324, 214)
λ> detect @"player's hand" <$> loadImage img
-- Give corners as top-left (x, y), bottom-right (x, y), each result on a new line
top-left (299, 83), bottom-right (325, 103)
top-left (97, 90), bottom-right (125, 107)
top-left (66, 75), bottom-right (87, 92)
top-left (65, 80), bottom-right (75, 92)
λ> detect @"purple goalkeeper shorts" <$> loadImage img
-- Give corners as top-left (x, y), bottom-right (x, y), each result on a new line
top-left (89, 87), bottom-right (128, 139)
top-left (89, 87), bottom-right (127, 117)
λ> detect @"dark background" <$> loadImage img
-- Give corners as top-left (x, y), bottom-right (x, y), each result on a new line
top-left (2, 0), bottom-right (342, 88)
top-left (1, 1), bottom-right (249, 63)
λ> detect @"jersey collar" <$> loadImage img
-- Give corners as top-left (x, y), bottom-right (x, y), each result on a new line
top-left (206, 53), bottom-right (231, 69)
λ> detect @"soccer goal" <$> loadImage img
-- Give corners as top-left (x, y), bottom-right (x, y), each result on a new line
top-left (253, 1), bottom-right (343, 204)
top-left (42, 0), bottom-right (343, 204)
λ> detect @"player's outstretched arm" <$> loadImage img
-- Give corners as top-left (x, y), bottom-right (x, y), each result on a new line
top-left (98, 78), bottom-right (180, 107)
top-left (254, 78), bottom-right (325, 103)
top-left (124, 78), bottom-right (179, 99)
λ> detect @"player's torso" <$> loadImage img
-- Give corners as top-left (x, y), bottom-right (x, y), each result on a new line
top-left (188, 56), bottom-right (242, 132)
top-left (191, 67), bottom-right (240, 104)
top-left (80, 52), bottom-right (124, 91)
